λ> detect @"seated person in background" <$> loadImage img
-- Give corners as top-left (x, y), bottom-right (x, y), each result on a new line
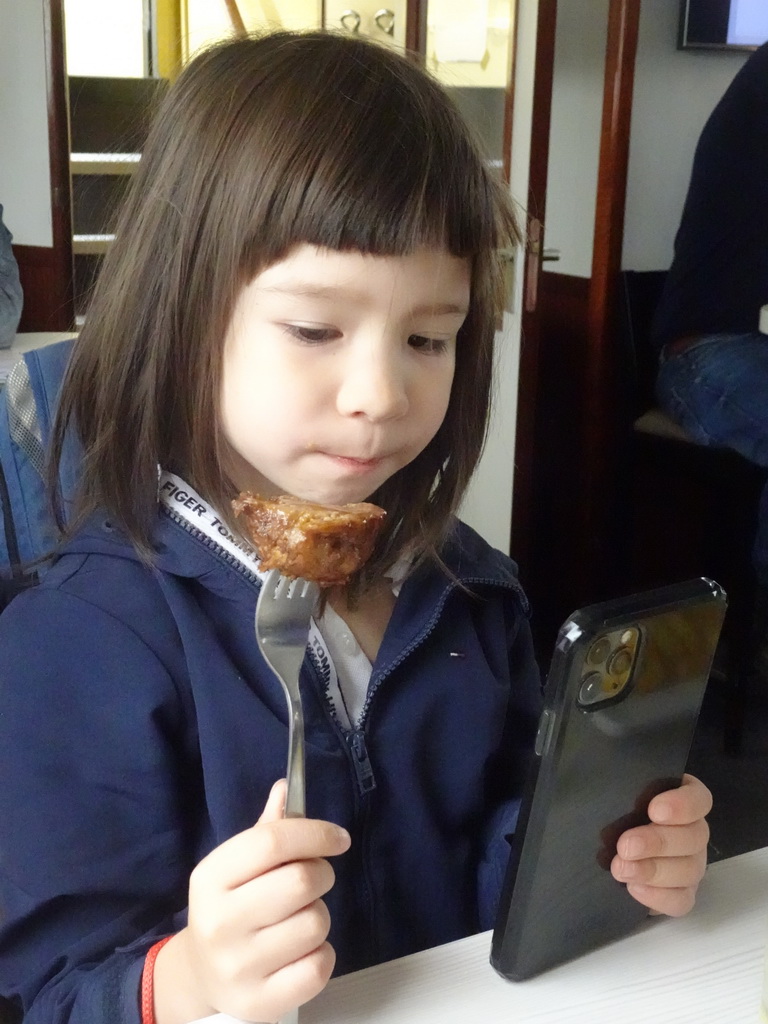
top-left (0, 204), bottom-right (23, 347)
top-left (652, 40), bottom-right (768, 647)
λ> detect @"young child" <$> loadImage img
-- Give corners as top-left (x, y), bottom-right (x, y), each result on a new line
top-left (0, 31), bottom-right (711, 1024)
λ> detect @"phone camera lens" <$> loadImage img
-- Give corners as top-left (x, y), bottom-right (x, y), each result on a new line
top-left (587, 637), bottom-right (611, 665)
top-left (579, 672), bottom-right (605, 705)
top-left (607, 646), bottom-right (633, 677)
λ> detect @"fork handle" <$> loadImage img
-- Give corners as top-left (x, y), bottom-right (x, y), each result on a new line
top-left (285, 703), bottom-right (306, 818)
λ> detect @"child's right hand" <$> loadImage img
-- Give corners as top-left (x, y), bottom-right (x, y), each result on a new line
top-left (153, 780), bottom-right (351, 1024)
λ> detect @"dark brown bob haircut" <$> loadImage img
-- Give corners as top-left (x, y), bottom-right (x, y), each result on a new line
top-left (51, 30), bottom-right (520, 584)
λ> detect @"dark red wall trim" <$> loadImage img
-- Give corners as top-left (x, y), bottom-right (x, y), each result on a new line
top-left (15, 0), bottom-right (74, 332)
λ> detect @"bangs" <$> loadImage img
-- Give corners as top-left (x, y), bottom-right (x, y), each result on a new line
top-left (246, 65), bottom-right (502, 261)
top-left (172, 32), bottom-right (510, 279)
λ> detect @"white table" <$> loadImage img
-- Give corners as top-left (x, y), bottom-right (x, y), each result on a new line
top-left (11, 330), bottom-right (76, 352)
top-left (302, 847), bottom-right (768, 1023)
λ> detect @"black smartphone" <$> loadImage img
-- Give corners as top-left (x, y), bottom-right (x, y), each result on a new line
top-left (490, 577), bottom-right (727, 982)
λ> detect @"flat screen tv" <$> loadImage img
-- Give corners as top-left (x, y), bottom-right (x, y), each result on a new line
top-left (679, 0), bottom-right (768, 51)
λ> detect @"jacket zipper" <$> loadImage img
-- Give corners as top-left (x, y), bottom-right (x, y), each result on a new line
top-left (305, 656), bottom-right (378, 965)
top-left (344, 573), bottom-right (523, 967)
top-left (348, 729), bottom-right (376, 793)
top-left (307, 573), bottom-right (526, 794)
top-left (305, 640), bottom-right (378, 797)
top-left (341, 573), bottom-right (523, 967)
top-left (161, 506), bottom-right (262, 587)
top-left (358, 574), bottom-right (524, 728)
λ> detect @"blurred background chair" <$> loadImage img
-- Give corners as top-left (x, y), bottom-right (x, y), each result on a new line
top-left (617, 269), bottom-right (766, 755)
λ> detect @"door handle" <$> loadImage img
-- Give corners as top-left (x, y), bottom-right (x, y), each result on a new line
top-left (524, 217), bottom-right (542, 313)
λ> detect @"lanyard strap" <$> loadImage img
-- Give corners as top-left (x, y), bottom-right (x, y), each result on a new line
top-left (158, 471), bottom-right (263, 576)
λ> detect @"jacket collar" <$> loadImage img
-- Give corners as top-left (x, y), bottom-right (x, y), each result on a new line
top-left (61, 481), bottom-right (526, 607)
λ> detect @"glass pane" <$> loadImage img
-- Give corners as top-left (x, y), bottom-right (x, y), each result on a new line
top-left (64, 0), bottom-right (146, 77)
top-left (183, 0), bottom-right (322, 62)
top-left (425, 0), bottom-right (516, 174)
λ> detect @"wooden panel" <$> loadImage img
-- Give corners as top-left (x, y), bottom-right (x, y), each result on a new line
top-left (405, 0), bottom-right (427, 54)
top-left (577, 0), bottom-right (641, 596)
top-left (73, 251), bottom-right (103, 317)
top-left (46, 0), bottom-right (74, 326)
top-left (14, 243), bottom-right (75, 332)
top-left (627, 438), bottom-right (764, 594)
top-left (68, 76), bottom-right (168, 153)
top-left (524, 270), bottom-right (590, 662)
top-left (510, 0), bottom-right (557, 582)
top-left (72, 173), bottom-right (132, 235)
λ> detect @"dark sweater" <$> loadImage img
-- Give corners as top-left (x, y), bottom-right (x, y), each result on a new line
top-left (651, 42), bottom-right (768, 350)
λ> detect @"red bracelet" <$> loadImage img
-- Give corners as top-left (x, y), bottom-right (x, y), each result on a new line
top-left (140, 936), bottom-right (174, 1024)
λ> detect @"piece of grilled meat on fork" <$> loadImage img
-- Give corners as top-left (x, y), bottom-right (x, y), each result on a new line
top-left (232, 493), bottom-right (387, 587)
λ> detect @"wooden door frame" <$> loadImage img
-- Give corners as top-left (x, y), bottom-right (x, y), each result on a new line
top-left (405, 0), bottom-right (427, 53)
top-left (509, 0), bottom-right (641, 651)
top-left (15, 0), bottom-right (74, 332)
top-left (579, 0), bottom-right (641, 593)
top-left (509, 0), bottom-right (557, 575)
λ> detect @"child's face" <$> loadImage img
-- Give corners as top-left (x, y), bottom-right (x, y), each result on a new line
top-left (221, 245), bottom-right (469, 505)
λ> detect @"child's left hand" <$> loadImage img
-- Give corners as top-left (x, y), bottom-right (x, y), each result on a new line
top-left (611, 773), bottom-right (711, 917)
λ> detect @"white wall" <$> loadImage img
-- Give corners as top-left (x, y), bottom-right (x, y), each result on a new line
top-left (0, 0), bottom-right (53, 246)
top-left (459, 0), bottom-right (538, 553)
top-left (623, 0), bottom-right (748, 270)
top-left (539, 1), bottom-right (748, 279)
top-left (542, 0), bottom-right (608, 279)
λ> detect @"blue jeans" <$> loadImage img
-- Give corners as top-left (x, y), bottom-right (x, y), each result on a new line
top-left (656, 332), bottom-right (768, 587)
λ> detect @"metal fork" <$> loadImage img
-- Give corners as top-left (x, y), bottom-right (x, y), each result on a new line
top-left (254, 569), bottom-right (319, 818)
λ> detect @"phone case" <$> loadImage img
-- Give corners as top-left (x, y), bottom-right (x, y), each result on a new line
top-left (490, 577), bottom-right (727, 982)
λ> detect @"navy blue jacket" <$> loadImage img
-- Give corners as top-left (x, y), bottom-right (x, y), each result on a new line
top-left (0, 507), bottom-right (541, 1023)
